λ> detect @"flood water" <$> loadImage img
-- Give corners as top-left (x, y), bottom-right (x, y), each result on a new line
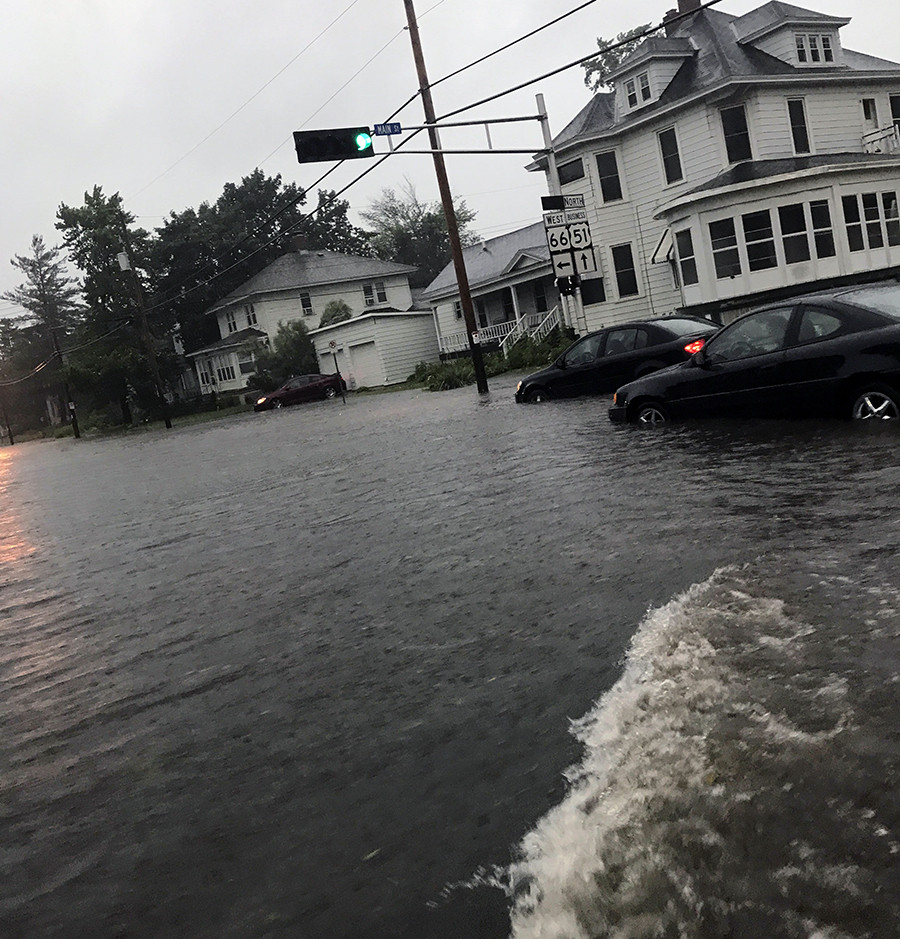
top-left (1, 372), bottom-right (898, 938)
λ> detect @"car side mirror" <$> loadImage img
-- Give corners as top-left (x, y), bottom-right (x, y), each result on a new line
top-left (692, 347), bottom-right (709, 368)
top-left (555, 356), bottom-right (566, 369)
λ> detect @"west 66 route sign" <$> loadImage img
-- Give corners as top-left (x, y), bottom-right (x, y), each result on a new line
top-left (541, 195), bottom-right (597, 277)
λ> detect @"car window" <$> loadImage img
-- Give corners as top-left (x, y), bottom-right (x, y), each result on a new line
top-left (604, 329), bottom-right (636, 356)
top-left (706, 308), bottom-right (792, 363)
top-left (563, 333), bottom-right (603, 366)
top-left (796, 309), bottom-right (844, 344)
top-left (838, 284), bottom-right (900, 320)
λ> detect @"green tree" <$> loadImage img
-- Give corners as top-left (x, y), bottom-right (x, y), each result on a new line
top-left (582, 25), bottom-right (652, 92)
top-left (361, 178), bottom-right (477, 288)
top-left (56, 186), bottom-right (171, 424)
top-left (150, 172), bottom-right (371, 353)
top-left (318, 299), bottom-right (352, 329)
top-left (249, 320), bottom-right (317, 391)
top-left (1, 235), bottom-right (83, 428)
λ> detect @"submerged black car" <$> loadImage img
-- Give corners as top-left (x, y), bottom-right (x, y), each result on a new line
top-left (609, 282), bottom-right (900, 425)
top-left (254, 373), bottom-right (343, 411)
top-left (514, 317), bottom-right (717, 403)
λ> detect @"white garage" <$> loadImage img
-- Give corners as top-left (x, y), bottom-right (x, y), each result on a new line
top-left (310, 312), bottom-right (440, 389)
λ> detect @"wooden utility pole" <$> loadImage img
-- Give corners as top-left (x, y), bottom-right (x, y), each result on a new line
top-left (117, 214), bottom-right (172, 429)
top-left (402, 0), bottom-right (489, 394)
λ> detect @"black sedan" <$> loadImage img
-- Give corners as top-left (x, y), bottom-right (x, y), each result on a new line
top-left (254, 373), bottom-right (343, 411)
top-left (514, 317), bottom-right (717, 403)
top-left (609, 282), bottom-right (900, 425)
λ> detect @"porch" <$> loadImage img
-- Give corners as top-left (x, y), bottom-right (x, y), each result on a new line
top-left (437, 306), bottom-right (561, 357)
top-left (862, 124), bottom-right (900, 154)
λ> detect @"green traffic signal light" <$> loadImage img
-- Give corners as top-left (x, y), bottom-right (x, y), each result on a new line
top-left (293, 127), bottom-right (376, 163)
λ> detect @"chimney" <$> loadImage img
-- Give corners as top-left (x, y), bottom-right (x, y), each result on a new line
top-left (665, 0), bottom-right (700, 35)
top-left (679, 0), bottom-right (701, 10)
top-left (663, 9), bottom-right (679, 34)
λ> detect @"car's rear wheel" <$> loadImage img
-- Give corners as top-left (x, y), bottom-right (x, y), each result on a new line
top-left (526, 387), bottom-right (548, 403)
top-left (634, 401), bottom-right (670, 425)
top-left (324, 386), bottom-right (337, 399)
top-left (851, 384), bottom-right (900, 421)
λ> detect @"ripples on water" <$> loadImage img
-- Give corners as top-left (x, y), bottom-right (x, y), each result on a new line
top-left (0, 379), bottom-right (897, 937)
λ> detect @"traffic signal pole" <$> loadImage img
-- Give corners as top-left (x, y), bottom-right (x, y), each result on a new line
top-left (402, 0), bottom-right (489, 394)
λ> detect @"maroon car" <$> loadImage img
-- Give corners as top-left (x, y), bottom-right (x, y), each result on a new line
top-left (254, 373), bottom-right (343, 411)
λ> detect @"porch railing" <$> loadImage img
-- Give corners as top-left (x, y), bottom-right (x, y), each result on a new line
top-left (438, 308), bottom-right (560, 357)
top-left (862, 124), bottom-right (900, 154)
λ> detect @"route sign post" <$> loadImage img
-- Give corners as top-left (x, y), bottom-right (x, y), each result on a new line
top-left (541, 194), bottom-right (593, 334)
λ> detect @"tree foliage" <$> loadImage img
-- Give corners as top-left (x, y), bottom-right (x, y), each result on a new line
top-left (249, 320), bottom-right (318, 391)
top-left (150, 173), bottom-right (370, 353)
top-left (361, 179), bottom-right (477, 288)
top-left (318, 299), bottom-right (353, 329)
top-left (582, 25), bottom-right (652, 92)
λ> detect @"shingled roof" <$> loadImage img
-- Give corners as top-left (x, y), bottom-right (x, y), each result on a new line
top-left (538, 4), bottom-right (900, 160)
top-left (207, 250), bottom-right (417, 313)
top-left (422, 223), bottom-right (550, 300)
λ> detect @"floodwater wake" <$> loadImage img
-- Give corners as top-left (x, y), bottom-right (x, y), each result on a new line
top-left (503, 566), bottom-right (900, 938)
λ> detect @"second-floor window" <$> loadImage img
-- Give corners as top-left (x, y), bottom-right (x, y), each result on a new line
top-left (595, 151), bottom-right (623, 202)
top-left (245, 303), bottom-right (257, 327)
top-left (299, 291), bottom-right (313, 315)
top-left (891, 95), bottom-right (900, 131)
top-left (558, 158), bottom-right (585, 185)
top-left (658, 128), bottom-right (683, 184)
top-left (454, 301), bottom-right (463, 320)
top-left (787, 99), bottom-right (811, 154)
top-left (225, 310), bottom-right (237, 333)
top-left (625, 72), bottom-right (651, 109)
top-left (364, 281), bottom-right (387, 306)
top-left (720, 105), bottom-right (752, 163)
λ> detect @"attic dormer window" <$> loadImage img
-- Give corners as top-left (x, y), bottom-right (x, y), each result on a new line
top-left (796, 33), bottom-right (834, 65)
top-left (625, 71), bottom-right (652, 109)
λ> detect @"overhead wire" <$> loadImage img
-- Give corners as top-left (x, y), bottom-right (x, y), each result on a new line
top-left (4, 0), bottom-right (719, 386)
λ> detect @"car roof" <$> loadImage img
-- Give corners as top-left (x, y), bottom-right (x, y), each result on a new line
top-left (580, 315), bottom-right (716, 337)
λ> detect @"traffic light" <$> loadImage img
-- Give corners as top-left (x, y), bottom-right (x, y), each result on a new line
top-left (556, 274), bottom-right (581, 296)
top-left (293, 127), bottom-right (375, 164)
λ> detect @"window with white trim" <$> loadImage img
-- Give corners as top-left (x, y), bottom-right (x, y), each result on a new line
top-left (595, 151), bottom-right (623, 202)
top-left (842, 191), bottom-right (900, 251)
top-left (299, 291), bottom-right (313, 315)
top-left (639, 72), bottom-right (651, 101)
top-left (720, 105), bottom-right (752, 163)
top-left (225, 310), bottom-right (237, 333)
top-left (558, 158), bottom-right (585, 185)
top-left (610, 243), bottom-right (639, 297)
top-left (245, 303), bottom-right (257, 326)
top-left (777, 204), bottom-right (811, 264)
top-left (625, 78), bottom-right (638, 109)
top-left (363, 281), bottom-right (387, 306)
top-left (658, 128), bottom-right (683, 184)
top-left (674, 229), bottom-right (698, 285)
top-left (891, 94), bottom-right (900, 131)
top-left (709, 218), bottom-right (742, 279)
top-left (742, 210), bottom-right (778, 272)
top-left (796, 33), bottom-right (835, 64)
top-left (787, 99), bottom-right (811, 154)
top-left (810, 200), bottom-right (837, 258)
top-left (454, 301), bottom-right (463, 320)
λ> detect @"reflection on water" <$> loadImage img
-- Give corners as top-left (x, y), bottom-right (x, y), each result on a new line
top-left (0, 449), bottom-right (34, 565)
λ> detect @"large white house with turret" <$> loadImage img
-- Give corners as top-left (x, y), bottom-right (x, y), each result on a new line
top-left (527, 0), bottom-right (900, 329)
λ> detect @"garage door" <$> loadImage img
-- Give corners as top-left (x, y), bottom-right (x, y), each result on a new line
top-left (348, 341), bottom-right (382, 388)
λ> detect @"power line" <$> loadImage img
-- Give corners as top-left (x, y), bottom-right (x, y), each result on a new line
top-left (127, 0), bottom-right (365, 201)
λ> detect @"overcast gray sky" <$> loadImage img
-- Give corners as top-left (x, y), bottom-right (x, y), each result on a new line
top-left (1, 0), bottom-right (897, 313)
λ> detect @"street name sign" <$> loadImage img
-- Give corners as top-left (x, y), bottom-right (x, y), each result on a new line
top-left (373, 122), bottom-right (402, 136)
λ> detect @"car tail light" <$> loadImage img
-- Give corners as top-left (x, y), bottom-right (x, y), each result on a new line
top-left (683, 338), bottom-right (706, 355)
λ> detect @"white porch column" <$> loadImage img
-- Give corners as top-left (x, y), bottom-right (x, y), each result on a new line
top-left (511, 285), bottom-right (523, 324)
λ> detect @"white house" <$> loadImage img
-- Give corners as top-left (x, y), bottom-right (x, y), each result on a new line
top-left (530, 0), bottom-right (900, 329)
top-left (422, 223), bottom-right (561, 356)
top-left (187, 247), bottom-right (418, 394)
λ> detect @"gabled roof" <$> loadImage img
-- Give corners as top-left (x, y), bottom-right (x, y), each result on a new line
top-left (187, 327), bottom-right (267, 357)
top-left (732, 2), bottom-right (850, 44)
top-left (422, 223), bottom-right (550, 300)
top-left (535, 5), bottom-right (900, 161)
top-left (208, 250), bottom-right (417, 313)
